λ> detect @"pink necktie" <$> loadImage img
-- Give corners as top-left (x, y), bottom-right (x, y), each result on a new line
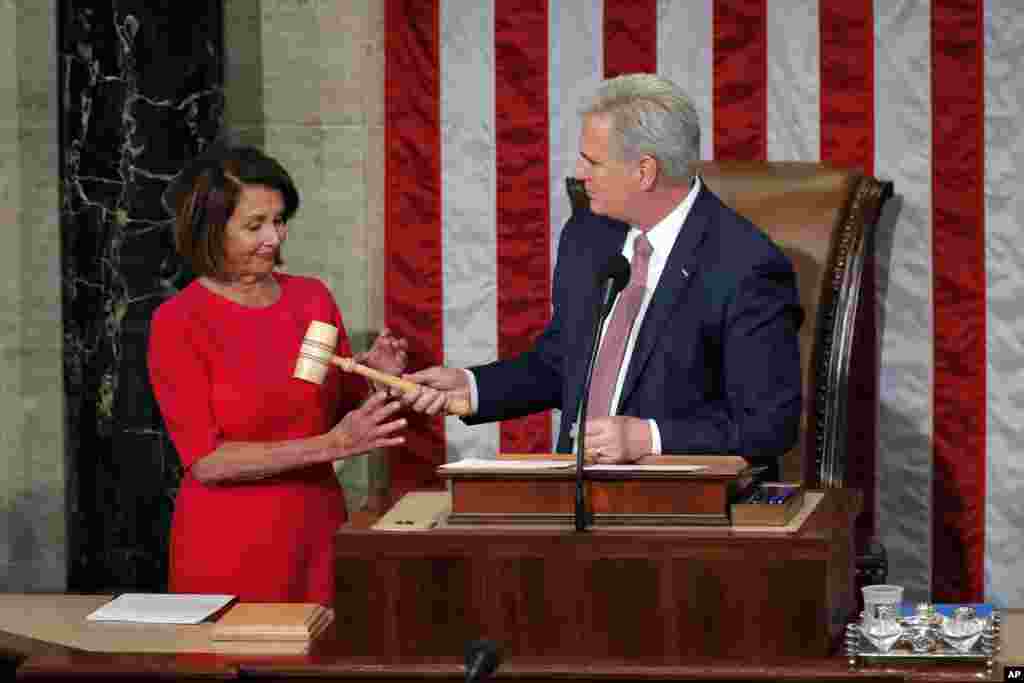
top-left (587, 233), bottom-right (652, 418)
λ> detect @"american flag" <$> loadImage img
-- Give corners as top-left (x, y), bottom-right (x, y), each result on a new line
top-left (384, 0), bottom-right (1024, 608)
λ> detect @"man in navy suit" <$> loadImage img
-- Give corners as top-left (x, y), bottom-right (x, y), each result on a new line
top-left (406, 74), bottom-right (802, 475)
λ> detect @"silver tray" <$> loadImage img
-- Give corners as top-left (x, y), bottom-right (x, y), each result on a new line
top-left (845, 609), bottom-right (1000, 675)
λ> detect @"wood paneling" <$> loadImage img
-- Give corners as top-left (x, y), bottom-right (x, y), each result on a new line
top-left (333, 489), bottom-right (860, 661)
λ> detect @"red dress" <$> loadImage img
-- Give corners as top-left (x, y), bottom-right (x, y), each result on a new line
top-left (148, 273), bottom-right (365, 606)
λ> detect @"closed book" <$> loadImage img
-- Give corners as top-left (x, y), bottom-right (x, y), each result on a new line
top-left (211, 638), bottom-right (316, 655)
top-left (211, 603), bottom-right (333, 642)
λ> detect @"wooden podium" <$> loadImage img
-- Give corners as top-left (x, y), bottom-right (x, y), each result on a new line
top-left (441, 454), bottom-right (753, 526)
top-left (332, 457), bottom-right (859, 662)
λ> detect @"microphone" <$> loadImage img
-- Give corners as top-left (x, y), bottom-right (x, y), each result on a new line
top-left (464, 639), bottom-right (501, 682)
top-left (595, 254), bottom-right (631, 320)
top-left (574, 255), bottom-right (631, 532)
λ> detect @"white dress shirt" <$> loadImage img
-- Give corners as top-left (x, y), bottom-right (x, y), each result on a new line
top-left (593, 175), bottom-right (702, 453)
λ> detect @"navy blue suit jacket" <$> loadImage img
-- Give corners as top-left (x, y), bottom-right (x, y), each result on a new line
top-left (469, 184), bottom-right (803, 469)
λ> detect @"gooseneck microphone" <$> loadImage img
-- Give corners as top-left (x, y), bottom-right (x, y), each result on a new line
top-left (464, 639), bottom-right (501, 682)
top-left (574, 255), bottom-right (631, 532)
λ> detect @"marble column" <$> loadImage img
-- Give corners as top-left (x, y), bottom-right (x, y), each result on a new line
top-left (60, 1), bottom-right (224, 591)
top-left (0, 1), bottom-right (63, 592)
top-left (223, 0), bottom-right (388, 513)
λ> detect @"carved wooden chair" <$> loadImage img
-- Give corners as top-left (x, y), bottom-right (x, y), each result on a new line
top-left (568, 161), bottom-right (895, 586)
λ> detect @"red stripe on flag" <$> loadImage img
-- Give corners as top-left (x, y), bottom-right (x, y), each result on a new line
top-left (819, 0), bottom-right (878, 548)
top-left (713, 0), bottom-right (767, 160)
top-left (385, 0), bottom-right (446, 496)
top-left (603, 0), bottom-right (658, 77)
top-left (931, 0), bottom-right (985, 603)
top-left (495, 0), bottom-right (552, 454)
top-left (820, 1), bottom-right (875, 171)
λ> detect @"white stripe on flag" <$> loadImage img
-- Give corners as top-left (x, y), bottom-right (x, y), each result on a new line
top-left (549, 0), bottom-right (603, 451)
top-left (984, 0), bottom-right (1024, 608)
top-left (550, 0), bottom-right (602, 263)
top-left (657, 0), bottom-right (714, 161)
top-left (766, 0), bottom-right (819, 161)
top-left (440, 0), bottom-right (499, 462)
top-left (875, 0), bottom-right (933, 602)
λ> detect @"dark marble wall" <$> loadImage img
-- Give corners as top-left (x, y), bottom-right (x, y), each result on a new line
top-left (60, 1), bottom-right (223, 592)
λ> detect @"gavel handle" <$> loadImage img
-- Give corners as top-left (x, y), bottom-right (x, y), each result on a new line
top-left (330, 357), bottom-right (472, 417)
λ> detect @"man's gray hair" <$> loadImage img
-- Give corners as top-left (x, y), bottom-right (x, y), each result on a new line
top-left (581, 73), bottom-right (700, 182)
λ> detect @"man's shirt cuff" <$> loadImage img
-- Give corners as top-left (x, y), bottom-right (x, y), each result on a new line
top-left (462, 368), bottom-right (480, 414)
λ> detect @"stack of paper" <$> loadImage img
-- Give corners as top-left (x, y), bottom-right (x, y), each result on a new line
top-left (85, 593), bottom-right (236, 625)
top-left (438, 457), bottom-right (574, 471)
top-left (210, 603), bottom-right (334, 654)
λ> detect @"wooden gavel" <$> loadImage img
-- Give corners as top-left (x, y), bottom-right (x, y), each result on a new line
top-left (292, 321), bottom-right (471, 416)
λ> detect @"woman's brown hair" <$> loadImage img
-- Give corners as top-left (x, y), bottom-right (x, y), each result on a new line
top-left (170, 146), bottom-right (300, 276)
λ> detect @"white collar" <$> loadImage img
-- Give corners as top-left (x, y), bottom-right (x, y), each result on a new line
top-left (630, 175), bottom-right (701, 255)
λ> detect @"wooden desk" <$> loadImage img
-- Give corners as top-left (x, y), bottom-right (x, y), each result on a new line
top-left (4, 594), bottom-right (1023, 681)
top-left (6, 490), bottom-right (1023, 682)
top-left (0, 594), bottom-right (236, 680)
top-left (332, 489), bottom-right (858, 660)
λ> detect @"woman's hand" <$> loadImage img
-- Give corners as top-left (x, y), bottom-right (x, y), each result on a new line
top-left (328, 391), bottom-right (407, 457)
top-left (357, 328), bottom-right (408, 376)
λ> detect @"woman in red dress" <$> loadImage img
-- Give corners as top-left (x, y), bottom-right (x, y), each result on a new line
top-left (148, 146), bottom-right (415, 606)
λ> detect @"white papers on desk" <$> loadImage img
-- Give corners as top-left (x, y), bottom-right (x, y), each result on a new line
top-left (585, 464), bottom-right (707, 472)
top-left (85, 593), bottom-right (235, 625)
top-left (438, 458), bottom-right (574, 471)
top-left (438, 458), bottom-right (706, 473)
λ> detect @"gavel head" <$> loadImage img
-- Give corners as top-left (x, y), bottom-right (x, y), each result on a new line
top-left (293, 320), bottom-right (339, 384)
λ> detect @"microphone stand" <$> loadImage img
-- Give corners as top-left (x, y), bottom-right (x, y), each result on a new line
top-left (574, 269), bottom-right (626, 532)
top-left (573, 314), bottom-right (606, 532)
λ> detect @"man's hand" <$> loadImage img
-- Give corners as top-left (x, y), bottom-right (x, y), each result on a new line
top-left (583, 416), bottom-right (652, 464)
top-left (402, 366), bottom-right (473, 416)
top-left (393, 381), bottom-right (451, 416)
